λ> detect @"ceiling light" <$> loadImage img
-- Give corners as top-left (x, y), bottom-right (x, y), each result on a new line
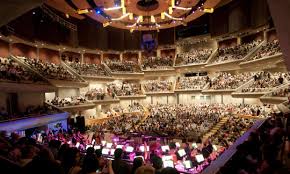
top-left (65, 13), bottom-right (70, 18)
top-left (77, 9), bottom-right (90, 14)
top-left (129, 13), bottom-right (133, 20)
top-left (161, 12), bottom-right (165, 19)
top-left (169, 7), bottom-right (173, 14)
top-left (104, 6), bottom-right (122, 11)
top-left (103, 22), bottom-right (110, 27)
top-left (111, 13), bottom-right (129, 21)
top-left (122, 7), bottom-right (126, 15)
top-left (151, 16), bottom-right (156, 23)
top-left (164, 12), bottom-right (183, 20)
top-left (203, 8), bottom-right (214, 13)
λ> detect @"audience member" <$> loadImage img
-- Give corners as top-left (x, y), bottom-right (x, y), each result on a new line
top-left (176, 49), bottom-right (212, 65)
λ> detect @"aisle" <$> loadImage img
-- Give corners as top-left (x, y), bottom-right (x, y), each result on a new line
top-left (202, 117), bottom-right (229, 140)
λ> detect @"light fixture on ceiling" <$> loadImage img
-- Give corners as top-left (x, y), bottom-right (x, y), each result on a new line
top-left (203, 8), bottom-right (214, 13)
top-left (104, 6), bottom-right (122, 11)
top-left (111, 13), bottom-right (130, 21)
top-left (164, 12), bottom-right (183, 20)
top-left (77, 9), bottom-right (90, 14)
top-left (151, 16), bottom-right (156, 23)
top-left (161, 12), bottom-right (165, 19)
top-left (103, 22), bottom-right (110, 27)
top-left (129, 13), bottom-right (133, 20)
top-left (168, 7), bottom-right (173, 14)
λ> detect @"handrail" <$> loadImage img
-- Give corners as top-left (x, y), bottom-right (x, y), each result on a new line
top-left (201, 119), bottom-right (266, 174)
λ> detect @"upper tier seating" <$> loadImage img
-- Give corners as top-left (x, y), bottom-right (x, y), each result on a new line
top-left (67, 62), bottom-right (110, 77)
top-left (143, 80), bottom-right (174, 92)
top-left (107, 82), bottom-right (142, 96)
top-left (214, 40), bottom-right (261, 63)
top-left (176, 49), bottom-right (212, 65)
top-left (142, 56), bottom-right (174, 70)
top-left (22, 58), bottom-right (79, 81)
top-left (241, 72), bottom-right (286, 92)
top-left (105, 60), bottom-right (142, 73)
top-left (48, 96), bottom-right (89, 107)
top-left (0, 105), bottom-right (59, 121)
top-left (208, 72), bottom-right (254, 90)
top-left (248, 39), bottom-right (281, 61)
top-left (0, 57), bottom-right (45, 83)
top-left (176, 76), bottom-right (208, 90)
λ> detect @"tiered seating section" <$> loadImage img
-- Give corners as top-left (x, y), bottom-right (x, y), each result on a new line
top-left (85, 88), bottom-right (114, 100)
top-left (48, 96), bottom-right (89, 107)
top-left (248, 39), bottom-right (281, 61)
top-left (142, 56), bottom-right (174, 70)
top-left (107, 82), bottom-right (142, 96)
top-left (67, 62), bottom-right (110, 77)
top-left (143, 80), bottom-right (174, 92)
top-left (0, 105), bottom-right (59, 121)
top-left (214, 40), bottom-right (261, 63)
top-left (176, 76), bottom-right (208, 90)
top-left (176, 49), bottom-right (212, 65)
top-left (241, 72), bottom-right (286, 92)
top-left (22, 57), bottom-right (79, 81)
top-left (208, 72), bottom-right (253, 90)
top-left (0, 57), bottom-right (44, 83)
top-left (105, 60), bottom-right (142, 73)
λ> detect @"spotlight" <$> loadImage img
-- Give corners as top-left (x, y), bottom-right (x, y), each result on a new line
top-left (65, 13), bottom-right (70, 18)
top-left (96, 10), bottom-right (101, 14)
top-left (32, 11), bottom-right (36, 15)
top-left (203, 8), bottom-right (214, 13)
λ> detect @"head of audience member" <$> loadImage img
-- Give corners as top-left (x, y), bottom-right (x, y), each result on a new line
top-left (135, 165), bottom-right (155, 174)
top-left (160, 167), bottom-right (179, 174)
top-left (114, 148), bottom-right (124, 160)
top-left (132, 157), bottom-right (144, 174)
top-left (152, 156), bottom-right (163, 173)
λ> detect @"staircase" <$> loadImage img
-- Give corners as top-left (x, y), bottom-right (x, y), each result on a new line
top-left (202, 117), bottom-right (229, 139)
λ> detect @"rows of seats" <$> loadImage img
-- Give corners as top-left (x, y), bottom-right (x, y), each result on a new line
top-left (176, 49), bottom-right (212, 65)
top-left (0, 57), bottom-right (45, 83)
top-left (142, 56), bottom-right (174, 70)
top-left (143, 80), bottom-right (174, 92)
top-left (248, 39), bottom-right (281, 61)
top-left (107, 82), bottom-right (142, 96)
top-left (214, 40), bottom-right (261, 63)
top-left (21, 57), bottom-right (79, 81)
top-left (67, 62), bottom-right (110, 77)
top-left (105, 60), bottom-right (142, 73)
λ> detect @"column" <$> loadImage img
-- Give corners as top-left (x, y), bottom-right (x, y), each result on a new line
top-left (120, 53), bottom-right (124, 62)
top-left (263, 30), bottom-right (267, 41)
top-left (100, 53), bottom-right (104, 63)
top-left (237, 37), bottom-right (241, 45)
top-left (267, 0), bottom-right (290, 71)
top-left (157, 48), bottom-right (161, 57)
top-left (8, 42), bottom-right (12, 56)
top-left (36, 47), bottom-right (39, 60)
top-left (221, 94), bottom-right (224, 104)
top-left (138, 51), bottom-right (142, 64)
top-left (81, 53), bottom-right (84, 64)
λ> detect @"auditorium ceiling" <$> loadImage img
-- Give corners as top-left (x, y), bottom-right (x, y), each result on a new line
top-left (45, 0), bottom-right (221, 31)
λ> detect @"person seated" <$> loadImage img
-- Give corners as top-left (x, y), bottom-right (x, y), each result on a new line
top-left (112, 149), bottom-right (131, 174)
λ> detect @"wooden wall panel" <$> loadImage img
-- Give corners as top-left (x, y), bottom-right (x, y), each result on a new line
top-left (39, 48), bottom-right (60, 64)
top-left (0, 39), bottom-right (9, 57)
top-left (11, 43), bottom-right (37, 58)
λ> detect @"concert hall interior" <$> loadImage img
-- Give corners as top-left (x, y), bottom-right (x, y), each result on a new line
top-left (0, 0), bottom-right (290, 174)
